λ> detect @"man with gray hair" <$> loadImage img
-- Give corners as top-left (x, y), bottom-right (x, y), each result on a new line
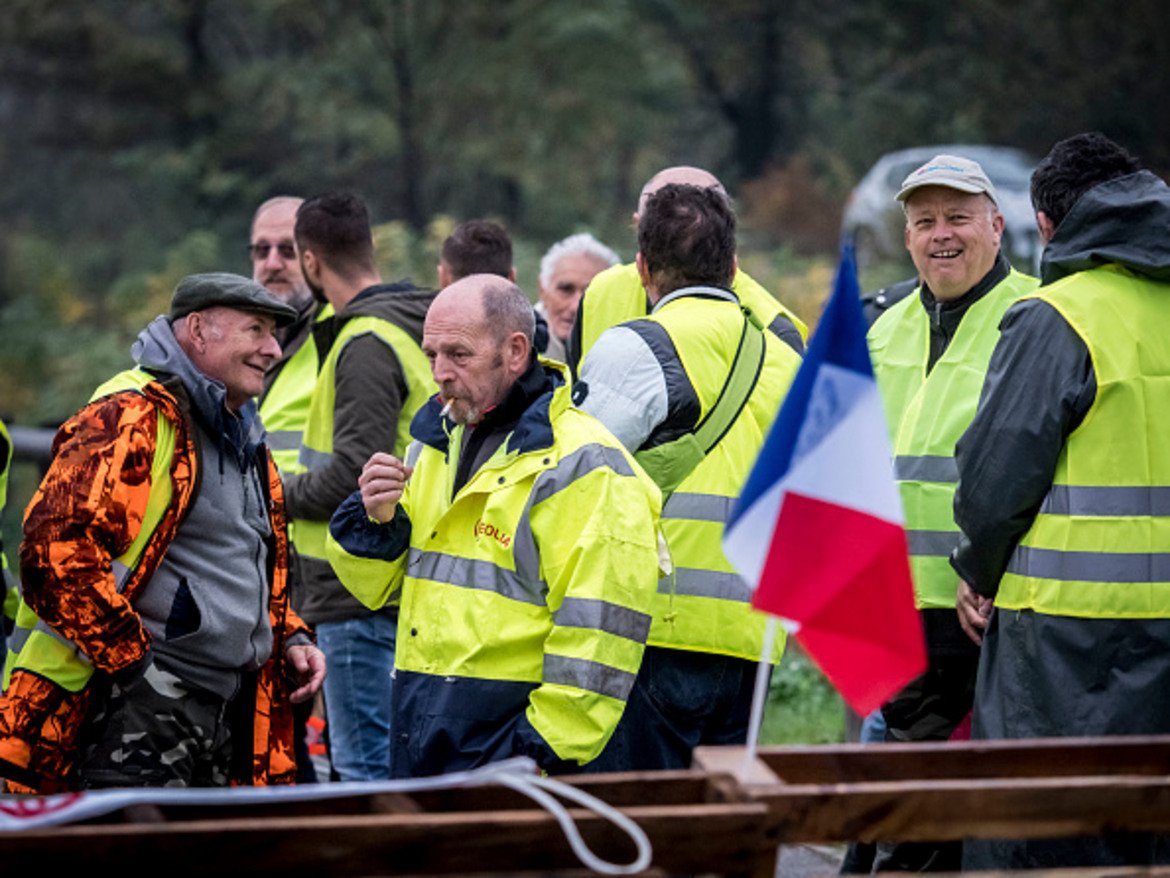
top-left (535, 233), bottom-right (619, 362)
top-left (326, 273), bottom-right (663, 777)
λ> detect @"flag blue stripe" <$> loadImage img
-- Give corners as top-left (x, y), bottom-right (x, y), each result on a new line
top-left (727, 240), bottom-right (872, 528)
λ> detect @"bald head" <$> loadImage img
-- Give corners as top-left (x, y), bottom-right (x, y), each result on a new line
top-left (637, 166), bottom-right (726, 218)
top-left (424, 274), bottom-right (535, 425)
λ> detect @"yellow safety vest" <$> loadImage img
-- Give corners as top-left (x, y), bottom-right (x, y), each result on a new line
top-left (326, 363), bottom-right (663, 766)
top-left (286, 315), bottom-right (435, 565)
top-left (868, 270), bottom-right (1038, 608)
top-left (631, 291), bottom-right (801, 661)
top-left (575, 263), bottom-right (808, 367)
top-left (999, 264), bottom-right (1170, 617)
top-left (259, 303), bottom-right (333, 474)
top-left (3, 370), bottom-right (175, 692)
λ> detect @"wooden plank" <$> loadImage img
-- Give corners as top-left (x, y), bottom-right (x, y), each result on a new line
top-left (751, 775), bottom-right (1170, 844)
top-left (738, 735), bottom-right (1170, 784)
top-left (0, 801), bottom-right (777, 876)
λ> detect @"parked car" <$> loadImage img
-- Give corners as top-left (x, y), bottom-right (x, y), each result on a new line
top-left (842, 144), bottom-right (1042, 275)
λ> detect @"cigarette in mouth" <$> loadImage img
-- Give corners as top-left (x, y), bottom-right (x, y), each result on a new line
top-left (440, 399), bottom-right (453, 419)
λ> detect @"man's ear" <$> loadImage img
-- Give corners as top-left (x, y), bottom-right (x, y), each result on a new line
top-left (437, 262), bottom-right (453, 289)
top-left (508, 266), bottom-right (517, 283)
top-left (1036, 210), bottom-right (1058, 245)
top-left (301, 249), bottom-right (320, 284)
top-left (507, 330), bottom-right (531, 370)
top-left (635, 251), bottom-right (650, 288)
top-left (635, 251), bottom-right (658, 302)
top-left (730, 253), bottom-right (739, 284)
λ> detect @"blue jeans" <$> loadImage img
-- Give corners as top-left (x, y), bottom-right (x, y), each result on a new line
top-left (315, 611), bottom-right (397, 780)
top-left (587, 645), bottom-right (758, 772)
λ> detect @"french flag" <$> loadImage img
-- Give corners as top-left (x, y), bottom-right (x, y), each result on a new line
top-left (723, 241), bottom-right (925, 716)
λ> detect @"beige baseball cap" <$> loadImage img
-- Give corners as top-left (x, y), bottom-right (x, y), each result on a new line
top-left (896, 154), bottom-right (999, 206)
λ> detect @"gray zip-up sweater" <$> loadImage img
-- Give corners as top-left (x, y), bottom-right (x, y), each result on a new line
top-left (131, 316), bottom-right (276, 699)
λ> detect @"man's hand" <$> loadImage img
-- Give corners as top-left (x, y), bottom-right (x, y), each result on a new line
top-left (285, 643), bottom-right (326, 704)
top-left (956, 579), bottom-right (993, 645)
top-left (357, 452), bottom-right (414, 524)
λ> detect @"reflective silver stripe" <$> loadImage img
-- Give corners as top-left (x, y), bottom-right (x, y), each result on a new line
top-left (544, 653), bottom-right (635, 701)
top-left (659, 567), bottom-right (752, 602)
top-left (1007, 545), bottom-right (1170, 583)
top-left (1041, 485), bottom-right (1170, 517)
top-left (553, 597), bottom-right (651, 642)
top-left (514, 443), bottom-right (638, 583)
top-left (663, 492), bottom-right (733, 523)
top-left (906, 529), bottom-right (958, 558)
top-left (6, 621), bottom-right (32, 654)
top-left (894, 455), bottom-right (958, 483)
top-left (298, 445), bottom-right (332, 471)
top-left (266, 430), bottom-right (302, 452)
top-left (408, 548), bottom-right (546, 605)
top-left (7, 617), bottom-right (90, 665)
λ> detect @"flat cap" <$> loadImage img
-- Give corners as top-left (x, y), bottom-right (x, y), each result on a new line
top-left (170, 272), bottom-right (298, 326)
top-left (896, 154), bottom-right (999, 206)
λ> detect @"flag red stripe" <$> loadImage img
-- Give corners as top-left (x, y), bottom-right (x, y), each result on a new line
top-left (753, 492), bottom-right (925, 715)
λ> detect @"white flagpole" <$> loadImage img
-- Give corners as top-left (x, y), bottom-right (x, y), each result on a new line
top-left (742, 614), bottom-right (779, 775)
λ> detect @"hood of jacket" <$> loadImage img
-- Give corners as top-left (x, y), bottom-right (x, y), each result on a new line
top-left (1041, 170), bottom-right (1170, 285)
top-left (317, 280), bottom-right (436, 352)
top-left (132, 315), bottom-right (265, 470)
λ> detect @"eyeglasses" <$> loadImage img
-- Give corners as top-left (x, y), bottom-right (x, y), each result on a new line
top-left (248, 242), bottom-right (297, 261)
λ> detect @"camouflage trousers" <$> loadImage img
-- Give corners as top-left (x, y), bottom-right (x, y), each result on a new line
top-left (78, 659), bottom-right (239, 788)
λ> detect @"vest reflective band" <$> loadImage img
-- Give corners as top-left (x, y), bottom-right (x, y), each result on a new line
top-left (576, 262), bottom-right (808, 365)
top-left (3, 370), bottom-right (176, 691)
top-left (260, 305), bottom-right (332, 474)
top-left (999, 264), bottom-right (1170, 617)
top-left (288, 315), bottom-right (435, 563)
top-left (869, 270), bottom-right (1037, 609)
top-left (633, 293), bottom-right (798, 661)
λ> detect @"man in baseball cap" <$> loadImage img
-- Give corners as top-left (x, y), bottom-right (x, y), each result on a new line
top-left (896, 153), bottom-right (1000, 206)
top-left (860, 158), bottom-right (1039, 872)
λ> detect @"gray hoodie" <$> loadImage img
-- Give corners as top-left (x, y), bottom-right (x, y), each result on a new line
top-left (130, 316), bottom-right (277, 699)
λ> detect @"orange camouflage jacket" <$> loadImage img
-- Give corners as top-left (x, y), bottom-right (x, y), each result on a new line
top-left (0, 374), bottom-right (308, 793)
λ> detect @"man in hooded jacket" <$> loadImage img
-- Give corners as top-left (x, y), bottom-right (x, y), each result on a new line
top-left (953, 132), bottom-right (1170, 869)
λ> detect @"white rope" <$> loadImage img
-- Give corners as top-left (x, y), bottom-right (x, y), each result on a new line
top-left (489, 768), bottom-right (653, 875)
top-left (1, 757), bottom-right (654, 874)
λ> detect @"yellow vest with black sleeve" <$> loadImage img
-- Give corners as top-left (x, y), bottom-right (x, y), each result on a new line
top-left (286, 315), bottom-right (434, 569)
top-left (326, 363), bottom-right (663, 769)
top-left (2, 369), bottom-right (176, 695)
top-left (1, 419), bottom-right (18, 644)
top-left (259, 303), bottom-right (333, 474)
top-left (868, 269), bottom-right (1038, 609)
top-left (632, 291), bottom-right (801, 661)
top-left (574, 262), bottom-right (808, 369)
top-left (998, 264), bottom-right (1170, 617)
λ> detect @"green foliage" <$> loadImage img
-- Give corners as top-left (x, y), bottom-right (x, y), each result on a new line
top-left (3, 0), bottom-right (1170, 426)
top-left (762, 644), bottom-right (846, 745)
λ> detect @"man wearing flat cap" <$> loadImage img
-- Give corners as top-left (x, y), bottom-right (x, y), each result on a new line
top-left (857, 156), bottom-right (1039, 871)
top-left (0, 272), bottom-right (325, 793)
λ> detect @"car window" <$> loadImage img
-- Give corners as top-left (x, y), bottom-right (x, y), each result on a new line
top-left (886, 160), bottom-right (920, 188)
